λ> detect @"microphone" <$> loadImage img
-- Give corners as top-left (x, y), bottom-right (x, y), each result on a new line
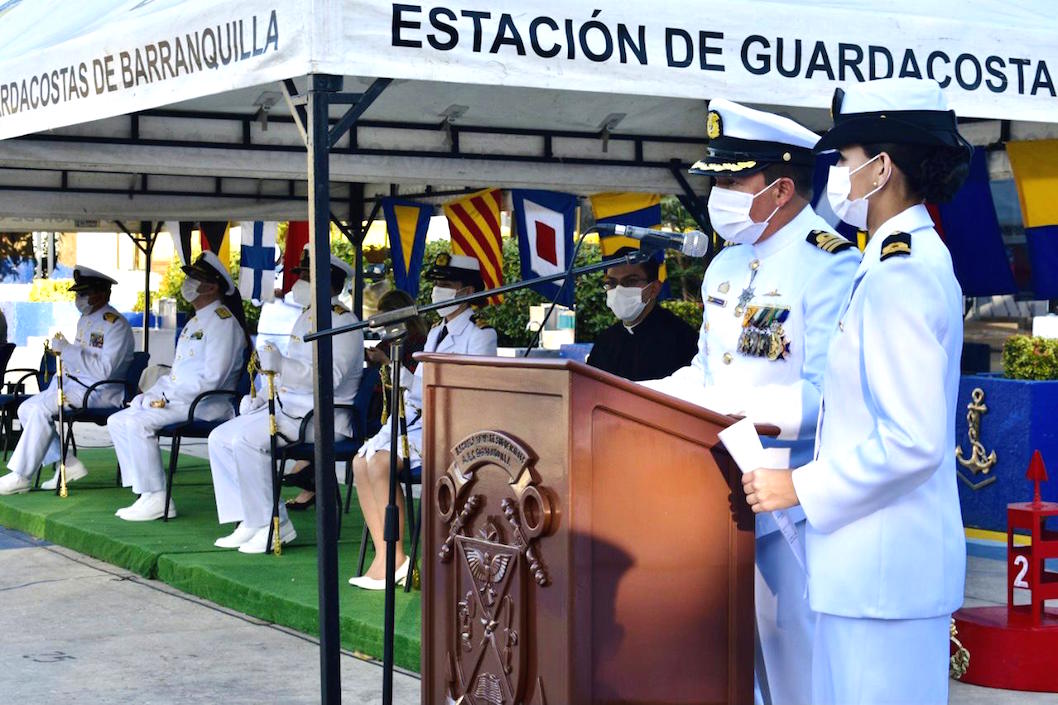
top-left (595, 223), bottom-right (710, 257)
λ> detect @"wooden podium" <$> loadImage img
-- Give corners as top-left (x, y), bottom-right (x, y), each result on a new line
top-left (419, 355), bottom-right (756, 705)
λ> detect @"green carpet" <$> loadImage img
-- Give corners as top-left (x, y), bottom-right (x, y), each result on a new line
top-left (0, 447), bottom-right (422, 671)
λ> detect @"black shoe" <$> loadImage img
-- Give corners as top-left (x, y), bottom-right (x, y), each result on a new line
top-left (285, 494), bottom-right (316, 511)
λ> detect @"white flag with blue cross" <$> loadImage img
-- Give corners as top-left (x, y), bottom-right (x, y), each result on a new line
top-left (237, 221), bottom-right (278, 305)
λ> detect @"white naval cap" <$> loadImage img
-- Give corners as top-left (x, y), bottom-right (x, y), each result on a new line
top-left (816, 78), bottom-right (971, 154)
top-left (181, 250), bottom-right (235, 295)
top-left (425, 252), bottom-right (485, 291)
top-left (690, 98), bottom-right (820, 176)
top-left (69, 265), bottom-right (118, 292)
top-left (293, 246), bottom-right (355, 281)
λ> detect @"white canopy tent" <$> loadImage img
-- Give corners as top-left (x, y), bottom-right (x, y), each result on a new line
top-left (3, 2), bottom-right (1057, 702)
top-left (0, 0), bottom-right (1057, 226)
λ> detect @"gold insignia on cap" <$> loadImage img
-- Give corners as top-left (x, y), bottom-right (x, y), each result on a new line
top-left (782, 152), bottom-right (792, 162)
top-left (706, 110), bottom-right (722, 140)
top-left (436, 253), bottom-right (451, 267)
top-left (691, 160), bottom-right (758, 173)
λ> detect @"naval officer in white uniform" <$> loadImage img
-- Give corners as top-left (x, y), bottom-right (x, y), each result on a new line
top-left (0, 266), bottom-right (135, 494)
top-left (743, 78), bottom-right (971, 705)
top-left (644, 100), bottom-right (860, 705)
top-left (207, 250), bottom-right (364, 554)
top-left (349, 252), bottom-right (497, 589)
top-left (109, 252), bottom-right (247, 521)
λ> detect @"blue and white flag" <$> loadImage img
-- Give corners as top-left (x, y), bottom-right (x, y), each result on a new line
top-left (238, 221), bottom-right (278, 305)
top-left (512, 189), bottom-right (577, 307)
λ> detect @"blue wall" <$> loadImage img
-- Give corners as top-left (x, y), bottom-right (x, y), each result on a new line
top-left (955, 375), bottom-right (1058, 531)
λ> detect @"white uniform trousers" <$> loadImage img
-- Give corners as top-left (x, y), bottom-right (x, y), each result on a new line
top-left (207, 406), bottom-right (303, 528)
top-left (812, 613), bottom-right (950, 705)
top-left (108, 403), bottom-right (231, 495)
top-left (755, 520), bottom-right (813, 705)
top-left (7, 390), bottom-right (63, 478)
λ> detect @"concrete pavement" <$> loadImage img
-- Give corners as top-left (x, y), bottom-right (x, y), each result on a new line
top-left (0, 527), bottom-right (420, 705)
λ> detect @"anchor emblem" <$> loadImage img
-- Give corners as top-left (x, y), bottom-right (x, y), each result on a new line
top-left (955, 387), bottom-right (998, 490)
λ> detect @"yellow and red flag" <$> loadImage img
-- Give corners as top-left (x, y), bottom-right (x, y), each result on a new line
top-left (444, 188), bottom-right (504, 303)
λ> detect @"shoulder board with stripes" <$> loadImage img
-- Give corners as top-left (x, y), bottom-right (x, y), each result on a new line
top-left (880, 232), bottom-right (912, 261)
top-left (806, 230), bottom-right (854, 254)
top-left (215, 306), bottom-right (232, 319)
top-left (102, 311), bottom-right (120, 323)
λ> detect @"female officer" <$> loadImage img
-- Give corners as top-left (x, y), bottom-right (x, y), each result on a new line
top-left (741, 77), bottom-right (972, 705)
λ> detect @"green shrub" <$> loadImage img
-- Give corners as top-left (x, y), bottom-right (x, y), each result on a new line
top-left (28, 278), bottom-right (74, 302)
top-left (661, 300), bottom-right (704, 331)
top-left (1003, 335), bottom-right (1058, 380)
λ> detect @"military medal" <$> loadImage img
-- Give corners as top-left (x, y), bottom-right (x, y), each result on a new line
top-left (734, 260), bottom-right (760, 317)
top-left (718, 281), bottom-right (730, 294)
top-left (737, 305), bottom-right (791, 360)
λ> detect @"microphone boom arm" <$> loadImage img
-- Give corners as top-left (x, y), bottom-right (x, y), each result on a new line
top-left (304, 249), bottom-right (654, 343)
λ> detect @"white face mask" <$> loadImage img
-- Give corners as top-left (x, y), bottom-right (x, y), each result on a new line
top-left (826, 154), bottom-right (889, 230)
top-left (74, 294), bottom-right (93, 315)
top-left (707, 179), bottom-right (782, 245)
top-left (290, 279), bottom-right (312, 308)
top-left (180, 278), bottom-right (201, 303)
top-left (431, 286), bottom-right (462, 318)
top-left (606, 285), bottom-right (648, 323)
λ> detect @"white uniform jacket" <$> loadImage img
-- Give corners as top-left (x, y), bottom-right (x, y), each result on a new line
top-left (62, 304), bottom-right (135, 408)
top-left (361, 307), bottom-right (497, 463)
top-left (792, 204), bottom-right (966, 619)
top-left (146, 300), bottom-right (246, 419)
top-left (274, 298), bottom-right (364, 439)
top-left (650, 205), bottom-right (860, 532)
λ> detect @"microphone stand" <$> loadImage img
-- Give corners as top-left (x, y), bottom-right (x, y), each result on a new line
top-left (304, 247), bottom-right (652, 705)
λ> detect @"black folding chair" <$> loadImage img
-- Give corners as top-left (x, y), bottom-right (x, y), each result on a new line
top-left (273, 366), bottom-right (381, 546)
top-left (0, 351), bottom-right (55, 460)
top-left (48, 351), bottom-right (151, 487)
top-left (158, 362), bottom-right (251, 522)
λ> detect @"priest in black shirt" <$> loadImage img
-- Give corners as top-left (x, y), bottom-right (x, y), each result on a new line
top-left (586, 248), bottom-right (698, 381)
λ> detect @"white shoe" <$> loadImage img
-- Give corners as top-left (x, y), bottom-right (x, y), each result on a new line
top-left (348, 557), bottom-right (410, 590)
top-left (214, 522), bottom-right (261, 549)
top-left (238, 520), bottom-right (297, 554)
top-left (0, 472), bottom-right (31, 496)
top-left (41, 456), bottom-right (89, 490)
top-left (117, 492), bottom-right (175, 522)
top-left (116, 494), bottom-right (149, 519)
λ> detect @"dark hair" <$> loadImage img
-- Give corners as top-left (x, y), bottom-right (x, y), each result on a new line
top-left (330, 268), bottom-right (346, 295)
top-left (221, 288), bottom-right (253, 346)
top-left (607, 246), bottom-right (660, 281)
top-left (863, 143), bottom-right (969, 204)
top-left (378, 289), bottom-right (429, 340)
top-left (761, 162), bottom-right (815, 200)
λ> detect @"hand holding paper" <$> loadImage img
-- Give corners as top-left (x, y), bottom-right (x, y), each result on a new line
top-left (718, 418), bottom-right (806, 575)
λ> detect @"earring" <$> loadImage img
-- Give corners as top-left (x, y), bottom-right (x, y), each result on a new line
top-left (872, 181), bottom-right (878, 186)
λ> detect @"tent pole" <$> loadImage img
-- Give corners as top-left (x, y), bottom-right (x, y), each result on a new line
top-left (307, 72), bottom-right (344, 705)
top-left (139, 221), bottom-right (158, 354)
top-left (351, 183), bottom-right (365, 320)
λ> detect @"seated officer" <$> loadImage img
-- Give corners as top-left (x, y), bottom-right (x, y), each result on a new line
top-left (109, 252), bottom-right (248, 521)
top-left (644, 99), bottom-right (860, 705)
top-left (0, 266), bottom-right (135, 495)
top-left (207, 250), bottom-right (364, 554)
top-left (349, 253), bottom-right (497, 589)
top-left (586, 248), bottom-right (698, 381)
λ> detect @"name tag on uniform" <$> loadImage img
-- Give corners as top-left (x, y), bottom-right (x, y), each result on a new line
top-left (89, 333), bottom-right (104, 348)
top-left (707, 295), bottom-right (726, 307)
top-left (738, 306), bottom-right (791, 361)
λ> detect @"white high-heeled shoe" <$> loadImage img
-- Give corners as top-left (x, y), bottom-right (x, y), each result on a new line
top-left (348, 557), bottom-right (410, 590)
